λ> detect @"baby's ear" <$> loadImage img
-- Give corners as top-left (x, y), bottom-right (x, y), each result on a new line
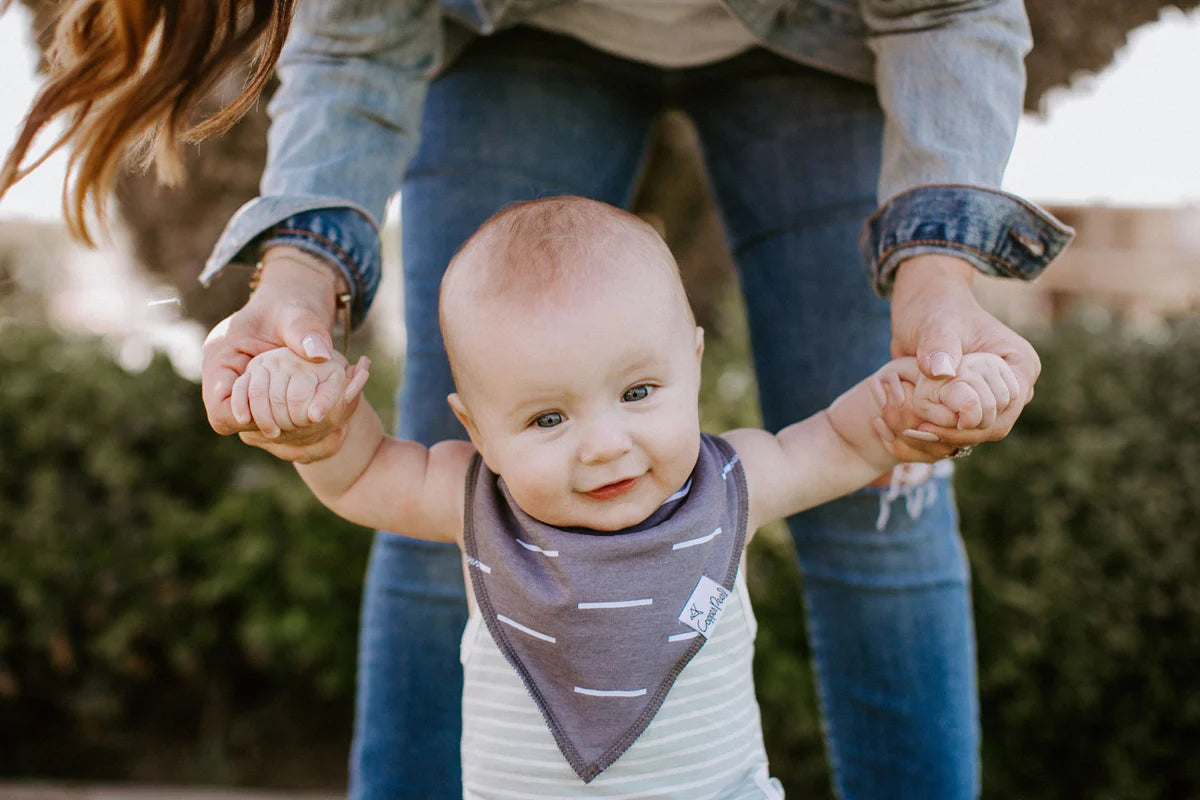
top-left (447, 393), bottom-right (485, 455)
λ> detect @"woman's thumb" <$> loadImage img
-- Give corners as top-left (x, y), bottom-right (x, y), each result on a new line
top-left (281, 312), bottom-right (334, 362)
top-left (916, 326), bottom-right (963, 380)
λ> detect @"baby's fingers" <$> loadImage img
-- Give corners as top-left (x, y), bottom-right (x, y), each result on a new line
top-left (231, 372), bottom-right (252, 427)
top-left (981, 366), bottom-right (1014, 413)
top-left (884, 370), bottom-right (906, 408)
top-left (943, 375), bottom-right (996, 430)
top-left (994, 360), bottom-right (1021, 412)
top-left (307, 357), bottom-right (370, 424)
top-left (911, 388), bottom-right (961, 428)
top-left (245, 361), bottom-right (282, 438)
top-left (266, 363), bottom-right (298, 432)
top-left (286, 371), bottom-right (320, 430)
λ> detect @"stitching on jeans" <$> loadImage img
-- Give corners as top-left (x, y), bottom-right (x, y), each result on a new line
top-left (876, 238), bottom-right (1019, 276)
top-left (869, 183), bottom-right (1074, 230)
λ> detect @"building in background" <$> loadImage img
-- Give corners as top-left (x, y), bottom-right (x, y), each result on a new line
top-left (976, 205), bottom-right (1200, 328)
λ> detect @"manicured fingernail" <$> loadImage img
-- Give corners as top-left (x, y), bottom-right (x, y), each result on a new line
top-left (904, 428), bottom-right (942, 442)
top-left (302, 335), bottom-right (332, 360)
top-left (309, 405), bottom-right (327, 423)
top-left (929, 352), bottom-right (956, 378)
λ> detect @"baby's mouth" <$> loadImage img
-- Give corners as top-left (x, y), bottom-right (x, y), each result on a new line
top-left (585, 477), bottom-right (639, 501)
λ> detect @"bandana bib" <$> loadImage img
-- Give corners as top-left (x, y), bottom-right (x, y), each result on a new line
top-left (462, 434), bottom-right (748, 782)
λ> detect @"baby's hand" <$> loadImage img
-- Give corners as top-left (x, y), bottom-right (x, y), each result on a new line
top-left (230, 347), bottom-right (370, 440)
top-left (909, 352), bottom-right (1020, 433)
top-left (869, 355), bottom-right (1021, 462)
top-left (870, 358), bottom-right (933, 461)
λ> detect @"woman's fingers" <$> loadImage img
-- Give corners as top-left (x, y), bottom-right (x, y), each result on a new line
top-left (343, 356), bottom-right (372, 404)
top-left (903, 428), bottom-right (942, 443)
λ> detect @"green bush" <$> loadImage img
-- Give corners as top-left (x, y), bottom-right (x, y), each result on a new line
top-left (0, 320), bottom-right (371, 785)
top-left (959, 313), bottom-right (1200, 800)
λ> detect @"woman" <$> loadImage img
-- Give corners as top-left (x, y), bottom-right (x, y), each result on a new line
top-left (3, 1), bottom-right (1072, 797)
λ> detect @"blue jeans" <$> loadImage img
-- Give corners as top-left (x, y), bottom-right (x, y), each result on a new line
top-left (351, 28), bottom-right (978, 800)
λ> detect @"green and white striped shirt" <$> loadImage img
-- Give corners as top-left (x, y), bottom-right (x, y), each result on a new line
top-left (460, 569), bottom-right (785, 799)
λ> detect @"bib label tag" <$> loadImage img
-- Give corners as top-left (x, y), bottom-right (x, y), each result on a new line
top-left (679, 575), bottom-right (730, 639)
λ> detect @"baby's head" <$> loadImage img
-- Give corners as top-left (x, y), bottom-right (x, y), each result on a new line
top-left (440, 196), bottom-right (705, 531)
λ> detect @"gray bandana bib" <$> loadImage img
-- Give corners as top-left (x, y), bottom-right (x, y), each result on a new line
top-left (463, 434), bottom-right (748, 782)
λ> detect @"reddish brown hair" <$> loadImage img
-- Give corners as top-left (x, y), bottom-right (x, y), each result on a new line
top-left (0, 0), bottom-right (295, 242)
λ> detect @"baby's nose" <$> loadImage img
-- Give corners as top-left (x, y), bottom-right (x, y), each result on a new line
top-left (578, 420), bottom-right (633, 464)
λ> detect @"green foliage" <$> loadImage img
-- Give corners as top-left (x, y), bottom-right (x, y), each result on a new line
top-left (957, 312), bottom-right (1200, 800)
top-left (0, 320), bottom-right (371, 784)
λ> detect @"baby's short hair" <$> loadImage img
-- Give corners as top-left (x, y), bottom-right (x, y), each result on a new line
top-left (441, 195), bottom-right (675, 302)
top-left (438, 197), bottom-right (691, 389)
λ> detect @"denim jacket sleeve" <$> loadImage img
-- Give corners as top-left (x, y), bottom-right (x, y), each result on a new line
top-left (856, 0), bottom-right (1074, 295)
top-left (199, 0), bottom-right (442, 326)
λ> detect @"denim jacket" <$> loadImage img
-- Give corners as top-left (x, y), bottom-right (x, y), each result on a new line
top-left (200, 0), bottom-right (1074, 327)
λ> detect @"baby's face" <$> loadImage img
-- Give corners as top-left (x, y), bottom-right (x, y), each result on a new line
top-left (450, 270), bottom-right (704, 532)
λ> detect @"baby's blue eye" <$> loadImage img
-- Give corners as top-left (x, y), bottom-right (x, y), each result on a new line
top-left (534, 412), bottom-right (563, 428)
top-left (622, 385), bottom-right (652, 402)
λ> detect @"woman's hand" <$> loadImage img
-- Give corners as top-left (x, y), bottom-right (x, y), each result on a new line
top-left (885, 253), bottom-right (1041, 459)
top-left (201, 247), bottom-right (358, 460)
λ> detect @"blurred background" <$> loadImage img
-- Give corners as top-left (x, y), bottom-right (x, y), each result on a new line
top-left (1, 2), bottom-right (1198, 798)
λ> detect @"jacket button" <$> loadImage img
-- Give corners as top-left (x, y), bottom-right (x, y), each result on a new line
top-left (1008, 230), bottom-right (1045, 257)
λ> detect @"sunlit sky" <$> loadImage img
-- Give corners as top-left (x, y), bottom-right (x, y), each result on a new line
top-left (1, 5), bottom-right (1199, 221)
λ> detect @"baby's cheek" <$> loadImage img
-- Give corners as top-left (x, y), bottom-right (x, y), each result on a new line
top-left (505, 461), bottom-right (569, 519)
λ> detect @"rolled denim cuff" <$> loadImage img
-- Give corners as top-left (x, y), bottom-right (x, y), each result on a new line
top-left (860, 185), bottom-right (1075, 297)
top-left (200, 196), bottom-right (382, 328)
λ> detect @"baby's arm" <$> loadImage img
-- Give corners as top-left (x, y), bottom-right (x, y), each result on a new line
top-left (231, 348), bottom-right (472, 543)
top-left (723, 358), bottom-right (923, 531)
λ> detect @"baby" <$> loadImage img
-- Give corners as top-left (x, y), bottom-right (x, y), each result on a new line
top-left (230, 197), bottom-right (1018, 797)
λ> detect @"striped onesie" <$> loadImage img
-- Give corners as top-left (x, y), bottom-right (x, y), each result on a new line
top-left (460, 435), bottom-right (784, 797)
